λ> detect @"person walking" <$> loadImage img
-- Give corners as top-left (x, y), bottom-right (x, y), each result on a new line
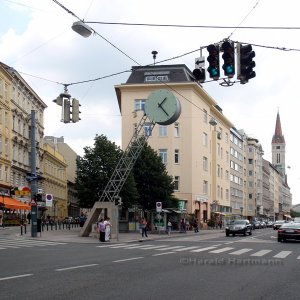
top-left (104, 217), bottom-right (112, 242)
top-left (98, 218), bottom-right (106, 242)
top-left (140, 218), bottom-right (148, 238)
top-left (167, 220), bottom-right (172, 235)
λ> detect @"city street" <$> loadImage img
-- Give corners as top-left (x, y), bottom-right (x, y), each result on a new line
top-left (1, 228), bottom-right (300, 299)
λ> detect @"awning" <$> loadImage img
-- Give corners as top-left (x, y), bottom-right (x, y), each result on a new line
top-left (1, 197), bottom-right (31, 210)
top-left (284, 214), bottom-right (292, 219)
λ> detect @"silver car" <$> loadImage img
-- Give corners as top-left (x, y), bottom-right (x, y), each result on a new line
top-left (226, 220), bottom-right (253, 236)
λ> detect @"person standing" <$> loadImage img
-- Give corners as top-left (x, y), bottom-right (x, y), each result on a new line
top-left (98, 218), bottom-right (106, 242)
top-left (167, 220), bottom-right (172, 235)
top-left (27, 212), bottom-right (31, 224)
top-left (140, 218), bottom-right (148, 238)
top-left (104, 217), bottom-right (112, 242)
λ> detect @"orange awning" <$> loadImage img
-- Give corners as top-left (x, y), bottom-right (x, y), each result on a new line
top-left (1, 197), bottom-right (31, 210)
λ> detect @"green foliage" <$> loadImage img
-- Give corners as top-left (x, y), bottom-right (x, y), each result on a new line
top-left (133, 141), bottom-right (176, 211)
top-left (75, 134), bottom-right (138, 208)
top-left (291, 210), bottom-right (300, 218)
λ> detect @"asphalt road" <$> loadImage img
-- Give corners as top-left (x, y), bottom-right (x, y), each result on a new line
top-left (1, 228), bottom-right (300, 300)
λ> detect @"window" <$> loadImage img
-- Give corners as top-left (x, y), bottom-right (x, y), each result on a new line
top-left (174, 176), bottom-right (180, 191)
top-left (0, 79), bottom-right (2, 96)
top-left (174, 149), bottom-right (179, 164)
top-left (159, 125), bottom-right (167, 137)
top-left (174, 123), bottom-right (180, 137)
top-left (144, 123), bottom-right (152, 136)
top-left (159, 149), bottom-right (167, 164)
top-left (203, 109), bottom-right (207, 123)
top-left (217, 164), bottom-right (221, 177)
top-left (4, 112), bottom-right (8, 128)
top-left (134, 99), bottom-right (146, 111)
top-left (203, 132), bottom-right (208, 146)
top-left (4, 83), bottom-right (8, 100)
top-left (203, 156), bottom-right (208, 171)
top-left (203, 180), bottom-right (208, 194)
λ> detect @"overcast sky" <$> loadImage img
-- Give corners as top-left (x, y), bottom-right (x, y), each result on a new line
top-left (1, 0), bottom-right (299, 204)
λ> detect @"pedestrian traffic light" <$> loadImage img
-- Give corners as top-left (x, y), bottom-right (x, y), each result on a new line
top-left (221, 41), bottom-right (235, 78)
top-left (36, 193), bottom-right (42, 202)
top-left (62, 99), bottom-right (71, 123)
top-left (207, 44), bottom-right (220, 80)
top-left (237, 43), bottom-right (256, 84)
top-left (193, 57), bottom-right (206, 83)
top-left (71, 98), bottom-right (81, 123)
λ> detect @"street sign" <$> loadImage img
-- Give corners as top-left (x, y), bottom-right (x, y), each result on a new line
top-left (30, 199), bottom-right (37, 206)
top-left (45, 194), bottom-right (53, 207)
top-left (156, 202), bottom-right (162, 212)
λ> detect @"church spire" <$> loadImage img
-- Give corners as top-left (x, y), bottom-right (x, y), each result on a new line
top-left (272, 111), bottom-right (285, 144)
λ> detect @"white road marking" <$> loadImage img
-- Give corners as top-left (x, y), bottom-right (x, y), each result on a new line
top-left (124, 244), bottom-right (155, 249)
top-left (139, 245), bottom-right (169, 250)
top-left (152, 252), bottom-right (175, 256)
top-left (273, 251), bottom-right (292, 258)
top-left (109, 243), bottom-right (140, 248)
top-left (229, 248), bottom-right (253, 255)
top-left (156, 246), bottom-right (186, 251)
top-left (250, 250), bottom-right (272, 257)
top-left (113, 257), bottom-right (144, 263)
top-left (55, 264), bottom-right (99, 271)
top-left (210, 247), bottom-right (235, 254)
top-left (191, 246), bottom-right (218, 252)
top-left (173, 246), bottom-right (199, 252)
top-left (0, 274), bottom-right (33, 281)
top-left (97, 243), bottom-right (126, 248)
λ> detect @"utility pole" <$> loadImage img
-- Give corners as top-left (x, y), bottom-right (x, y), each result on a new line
top-left (30, 110), bottom-right (38, 237)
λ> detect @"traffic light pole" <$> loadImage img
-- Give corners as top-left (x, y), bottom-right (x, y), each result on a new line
top-left (30, 110), bottom-right (38, 237)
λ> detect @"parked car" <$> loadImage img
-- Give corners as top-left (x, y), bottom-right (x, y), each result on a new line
top-left (260, 221), bottom-right (267, 228)
top-left (277, 222), bottom-right (300, 242)
top-left (273, 220), bottom-right (286, 230)
top-left (266, 221), bottom-right (273, 228)
top-left (253, 221), bottom-right (262, 229)
top-left (226, 220), bottom-right (252, 236)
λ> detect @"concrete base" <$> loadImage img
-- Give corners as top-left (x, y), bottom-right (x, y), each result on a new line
top-left (79, 202), bottom-right (118, 238)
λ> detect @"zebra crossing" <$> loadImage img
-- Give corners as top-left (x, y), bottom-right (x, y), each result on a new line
top-left (0, 237), bottom-right (66, 250)
top-left (97, 243), bottom-right (300, 260)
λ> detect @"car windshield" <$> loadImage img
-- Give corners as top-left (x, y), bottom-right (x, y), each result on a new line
top-left (233, 220), bottom-right (246, 225)
top-left (281, 222), bottom-right (300, 228)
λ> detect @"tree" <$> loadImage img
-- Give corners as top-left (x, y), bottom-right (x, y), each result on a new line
top-left (75, 134), bottom-right (138, 208)
top-left (133, 142), bottom-right (177, 211)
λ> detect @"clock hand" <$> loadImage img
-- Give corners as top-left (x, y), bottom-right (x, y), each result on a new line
top-left (158, 97), bottom-right (167, 106)
top-left (159, 105), bottom-right (169, 116)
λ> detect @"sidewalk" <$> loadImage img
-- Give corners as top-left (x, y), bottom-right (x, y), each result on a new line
top-left (0, 226), bottom-right (225, 244)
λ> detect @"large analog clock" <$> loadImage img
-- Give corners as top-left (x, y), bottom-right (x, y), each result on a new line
top-left (145, 89), bottom-right (181, 125)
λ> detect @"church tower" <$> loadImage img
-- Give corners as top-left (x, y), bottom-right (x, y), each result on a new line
top-left (272, 111), bottom-right (286, 175)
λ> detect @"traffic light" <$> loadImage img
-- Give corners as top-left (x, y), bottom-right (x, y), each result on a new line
top-left (62, 99), bottom-right (71, 123)
top-left (71, 98), bottom-right (81, 123)
top-left (207, 44), bottom-right (220, 80)
top-left (36, 193), bottom-right (43, 202)
top-left (221, 41), bottom-right (235, 78)
top-left (237, 43), bottom-right (256, 84)
top-left (193, 57), bottom-right (206, 83)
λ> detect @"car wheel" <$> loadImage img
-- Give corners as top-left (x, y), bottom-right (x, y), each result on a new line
top-left (249, 230), bottom-right (252, 236)
top-left (233, 233), bottom-right (235, 237)
top-left (243, 229), bottom-right (247, 236)
top-left (226, 232), bottom-right (229, 237)
top-left (278, 237), bottom-right (282, 242)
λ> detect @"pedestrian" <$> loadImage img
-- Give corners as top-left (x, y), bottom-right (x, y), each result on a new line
top-left (104, 217), bottom-right (112, 242)
top-left (79, 213), bottom-right (86, 227)
top-left (193, 219), bottom-right (199, 233)
top-left (167, 220), bottom-right (172, 235)
top-left (219, 220), bottom-right (223, 229)
top-left (180, 218), bottom-right (186, 233)
top-left (27, 212), bottom-right (31, 224)
top-left (140, 218), bottom-right (148, 238)
top-left (98, 218), bottom-right (106, 242)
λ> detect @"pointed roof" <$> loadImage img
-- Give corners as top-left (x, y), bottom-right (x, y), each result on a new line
top-left (272, 111), bottom-right (285, 144)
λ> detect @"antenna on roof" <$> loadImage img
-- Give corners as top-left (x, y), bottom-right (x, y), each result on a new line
top-left (152, 50), bottom-right (158, 65)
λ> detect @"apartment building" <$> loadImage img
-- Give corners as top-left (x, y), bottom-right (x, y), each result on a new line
top-left (0, 64), bottom-right (13, 197)
top-left (115, 64), bottom-right (233, 225)
top-left (44, 136), bottom-right (79, 218)
top-left (0, 63), bottom-right (46, 203)
top-left (42, 142), bottom-right (68, 220)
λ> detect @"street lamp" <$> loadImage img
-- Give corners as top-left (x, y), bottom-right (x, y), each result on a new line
top-left (71, 21), bottom-right (93, 38)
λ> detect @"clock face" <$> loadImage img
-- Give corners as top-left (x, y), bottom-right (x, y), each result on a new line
top-left (145, 89), bottom-right (181, 125)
